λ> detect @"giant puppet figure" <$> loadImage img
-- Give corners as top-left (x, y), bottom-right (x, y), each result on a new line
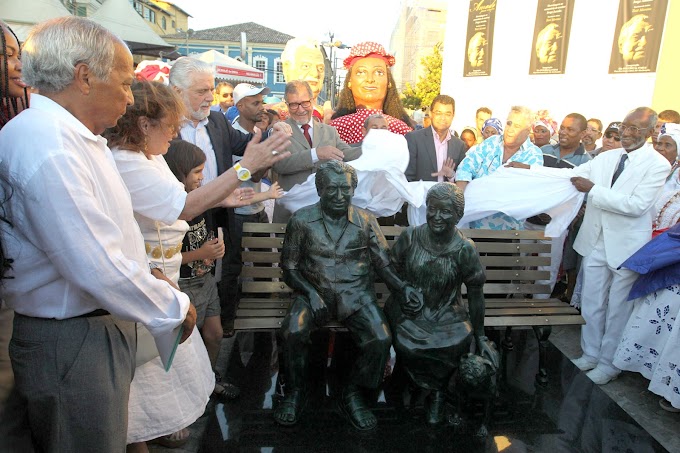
top-left (281, 37), bottom-right (327, 121)
top-left (330, 41), bottom-right (413, 144)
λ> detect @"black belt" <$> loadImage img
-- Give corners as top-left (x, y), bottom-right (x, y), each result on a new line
top-left (74, 309), bottom-right (110, 318)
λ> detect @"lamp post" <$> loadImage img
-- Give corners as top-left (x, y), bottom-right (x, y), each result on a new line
top-left (176, 28), bottom-right (194, 56)
top-left (322, 32), bottom-right (349, 109)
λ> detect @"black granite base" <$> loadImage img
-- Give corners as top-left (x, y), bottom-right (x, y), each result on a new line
top-left (202, 330), bottom-right (667, 453)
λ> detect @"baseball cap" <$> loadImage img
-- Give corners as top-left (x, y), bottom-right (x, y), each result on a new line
top-left (605, 122), bottom-right (622, 133)
top-left (233, 83), bottom-right (271, 105)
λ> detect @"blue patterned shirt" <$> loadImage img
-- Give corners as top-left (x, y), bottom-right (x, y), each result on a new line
top-left (456, 135), bottom-right (544, 229)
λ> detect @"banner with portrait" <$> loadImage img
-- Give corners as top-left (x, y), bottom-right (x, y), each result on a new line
top-left (463, 0), bottom-right (497, 77)
top-left (529, 0), bottom-right (574, 75)
top-left (609, 0), bottom-right (668, 74)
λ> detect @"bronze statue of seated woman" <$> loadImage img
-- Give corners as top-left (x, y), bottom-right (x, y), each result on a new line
top-left (384, 182), bottom-right (499, 425)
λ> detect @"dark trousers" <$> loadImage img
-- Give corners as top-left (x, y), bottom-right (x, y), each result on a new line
top-left (9, 313), bottom-right (136, 452)
top-left (279, 297), bottom-right (392, 390)
top-left (220, 210), bottom-right (269, 323)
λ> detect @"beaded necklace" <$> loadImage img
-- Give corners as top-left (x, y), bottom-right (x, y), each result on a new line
top-left (653, 190), bottom-right (680, 230)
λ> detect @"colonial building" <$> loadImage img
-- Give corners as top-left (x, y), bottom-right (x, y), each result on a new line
top-left (164, 23), bottom-right (294, 96)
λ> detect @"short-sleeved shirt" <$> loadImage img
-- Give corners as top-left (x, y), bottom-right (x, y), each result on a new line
top-left (282, 203), bottom-right (391, 320)
top-left (456, 135), bottom-right (544, 230)
top-left (180, 211), bottom-right (218, 279)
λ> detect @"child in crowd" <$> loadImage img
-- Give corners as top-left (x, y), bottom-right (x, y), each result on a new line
top-left (164, 140), bottom-right (239, 400)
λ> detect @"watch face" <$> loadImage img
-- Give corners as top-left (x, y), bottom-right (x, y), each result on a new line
top-left (238, 168), bottom-right (251, 181)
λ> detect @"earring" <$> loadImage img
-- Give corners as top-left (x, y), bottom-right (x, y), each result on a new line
top-left (348, 82), bottom-right (351, 88)
top-left (143, 134), bottom-right (148, 154)
top-left (388, 83), bottom-right (392, 88)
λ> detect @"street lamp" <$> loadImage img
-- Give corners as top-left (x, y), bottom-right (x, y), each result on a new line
top-left (176, 28), bottom-right (194, 56)
top-left (321, 32), bottom-right (349, 109)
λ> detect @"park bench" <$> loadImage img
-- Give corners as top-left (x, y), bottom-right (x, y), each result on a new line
top-left (234, 223), bottom-right (584, 384)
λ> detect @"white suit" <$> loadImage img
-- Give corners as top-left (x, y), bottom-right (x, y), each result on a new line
top-left (570, 144), bottom-right (670, 375)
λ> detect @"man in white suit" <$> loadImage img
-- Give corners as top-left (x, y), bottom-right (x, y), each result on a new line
top-left (508, 107), bottom-right (670, 385)
top-left (569, 107), bottom-right (670, 384)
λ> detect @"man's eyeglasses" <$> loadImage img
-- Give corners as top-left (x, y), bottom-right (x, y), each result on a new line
top-left (586, 127), bottom-right (601, 134)
top-left (605, 132), bottom-right (621, 141)
top-left (286, 100), bottom-right (312, 110)
top-left (619, 124), bottom-right (649, 134)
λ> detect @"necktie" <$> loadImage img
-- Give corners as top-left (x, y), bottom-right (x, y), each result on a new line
top-left (611, 153), bottom-right (628, 186)
top-left (301, 124), bottom-right (312, 147)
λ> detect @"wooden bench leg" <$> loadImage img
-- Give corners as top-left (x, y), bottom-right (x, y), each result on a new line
top-left (532, 326), bottom-right (552, 387)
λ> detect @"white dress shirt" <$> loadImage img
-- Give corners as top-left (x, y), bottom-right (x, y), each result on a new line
top-left (299, 119), bottom-right (320, 162)
top-left (180, 118), bottom-right (219, 184)
top-left (0, 94), bottom-right (188, 337)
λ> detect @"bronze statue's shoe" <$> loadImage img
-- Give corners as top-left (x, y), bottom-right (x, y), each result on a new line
top-left (425, 391), bottom-right (446, 425)
top-left (338, 389), bottom-right (377, 431)
top-left (273, 388), bottom-right (305, 426)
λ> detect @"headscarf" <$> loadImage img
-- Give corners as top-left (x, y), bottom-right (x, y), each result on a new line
top-left (533, 116), bottom-right (557, 136)
top-left (343, 41), bottom-right (395, 70)
top-left (659, 123), bottom-right (680, 155)
top-left (483, 118), bottom-right (504, 134)
top-left (461, 126), bottom-right (479, 141)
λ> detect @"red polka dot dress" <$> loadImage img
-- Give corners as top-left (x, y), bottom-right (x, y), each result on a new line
top-left (330, 109), bottom-right (412, 144)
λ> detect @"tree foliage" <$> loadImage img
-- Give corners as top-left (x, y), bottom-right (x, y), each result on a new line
top-left (402, 42), bottom-right (443, 110)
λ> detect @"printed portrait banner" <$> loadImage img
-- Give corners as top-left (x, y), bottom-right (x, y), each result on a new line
top-left (529, 0), bottom-right (574, 75)
top-left (609, 0), bottom-right (668, 74)
top-left (463, 0), bottom-right (497, 77)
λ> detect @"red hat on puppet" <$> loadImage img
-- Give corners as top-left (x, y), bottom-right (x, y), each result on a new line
top-left (343, 41), bottom-right (395, 70)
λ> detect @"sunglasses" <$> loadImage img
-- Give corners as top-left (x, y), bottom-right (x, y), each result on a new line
top-left (605, 132), bottom-right (621, 141)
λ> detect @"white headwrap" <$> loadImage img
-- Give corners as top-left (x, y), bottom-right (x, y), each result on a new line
top-left (659, 123), bottom-right (680, 160)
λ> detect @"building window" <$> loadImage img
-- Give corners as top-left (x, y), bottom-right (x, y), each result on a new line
top-left (275, 58), bottom-right (285, 83)
top-left (76, 5), bottom-right (87, 16)
top-left (161, 16), bottom-right (166, 30)
top-left (172, 20), bottom-right (176, 29)
top-left (134, 1), bottom-right (142, 14)
top-left (253, 56), bottom-right (267, 83)
top-left (143, 7), bottom-right (150, 21)
top-left (149, 10), bottom-right (156, 23)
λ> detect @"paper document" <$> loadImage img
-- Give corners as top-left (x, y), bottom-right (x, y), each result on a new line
top-left (155, 324), bottom-right (183, 372)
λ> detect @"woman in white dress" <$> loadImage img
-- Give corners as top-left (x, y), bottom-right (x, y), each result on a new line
top-left (104, 80), bottom-right (292, 450)
top-left (613, 125), bottom-right (680, 412)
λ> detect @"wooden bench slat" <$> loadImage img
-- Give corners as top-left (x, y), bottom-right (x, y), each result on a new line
top-left (479, 256), bottom-right (551, 266)
top-left (242, 237), bottom-right (285, 248)
top-left (239, 301), bottom-right (291, 309)
top-left (485, 314), bottom-right (585, 327)
top-left (485, 307), bottom-right (580, 316)
top-left (242, 281), bottom-right (292, 293)
top-left (485, 299), bottom-right (570, 308)
top-left (242, 251), bottom-right (281, 263)
top-left (241, 267), bottom-right (284, 278)
top-left (484, 270), bottom-right (550, 280)
top-left (243, 223), bottom-right (287, 234)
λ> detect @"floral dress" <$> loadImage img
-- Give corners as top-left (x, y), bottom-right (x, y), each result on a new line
top-left (330, 108), bottom-right (412, 144)
top-left (613, 189), bottom-right (680, 409)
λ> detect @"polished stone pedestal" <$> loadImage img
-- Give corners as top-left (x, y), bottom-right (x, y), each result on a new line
top-left (202, 330), bottom-right (667, 452)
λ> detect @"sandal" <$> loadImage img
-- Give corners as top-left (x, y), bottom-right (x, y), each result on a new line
top-left (149, 428), bottom-right (190, 448)
top-left (273, 388), bottom-right (306, 426)
top-left (338, 389), bottom-right (377, 431)
top-left (213, 381), bottom-right (240, 400)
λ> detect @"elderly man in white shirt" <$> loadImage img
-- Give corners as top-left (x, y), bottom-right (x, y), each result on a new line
top-left (0, 17), bottom-right (196, 452)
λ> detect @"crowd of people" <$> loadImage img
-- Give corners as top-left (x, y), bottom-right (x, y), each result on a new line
top-left (1, 15), bottom-right (680, 451)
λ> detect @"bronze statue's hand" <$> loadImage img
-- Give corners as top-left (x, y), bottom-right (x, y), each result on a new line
top-left (308, 292), bottom-right (329, 325)
top-left (476, 335), bottom-right (500, 370)
top-left (402, 285), bottom-right (424, 317)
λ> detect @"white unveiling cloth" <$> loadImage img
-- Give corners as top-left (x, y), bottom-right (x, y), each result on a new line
top-left (280, 130), bottom-right (428, 217)
top-left (280, 133), bottom-right (584, 237)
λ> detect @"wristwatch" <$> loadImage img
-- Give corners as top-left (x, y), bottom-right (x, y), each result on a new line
top-left (234, 162), bottom-right (251, 182)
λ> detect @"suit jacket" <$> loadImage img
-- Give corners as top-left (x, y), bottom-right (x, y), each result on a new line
top-left (181, 111), bottom-right (251, 243)
top-left (572, 144), bottom-right (671, 268)
top-left (404, 127), bottom-right (466, 182)
top-left (272, 118), bottom-right (362, 222)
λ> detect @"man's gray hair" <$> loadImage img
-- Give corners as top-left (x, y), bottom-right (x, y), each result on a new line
top-left (22, 17), bottom-right (124, 93)
top-left (364, 113), bottom-right (386, 129)
top-left (508, 106), bottom-right (534, 128)
top-left (169, 57), bottom-right (213, 90)
top-left (284, 80), bottom-right (313, 101)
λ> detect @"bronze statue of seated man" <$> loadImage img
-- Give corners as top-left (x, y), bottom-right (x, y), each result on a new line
top-left (384, 183), bottom-right (499, 425)
top-left (274, 160), bottom-right (422, 430)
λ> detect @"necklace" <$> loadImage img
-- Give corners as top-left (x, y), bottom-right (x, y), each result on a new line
top-left (654, 191), bottom-right (680, 229)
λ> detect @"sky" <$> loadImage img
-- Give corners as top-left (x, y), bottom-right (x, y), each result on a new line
top-left (171, 0), bottom-right (402, 54)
